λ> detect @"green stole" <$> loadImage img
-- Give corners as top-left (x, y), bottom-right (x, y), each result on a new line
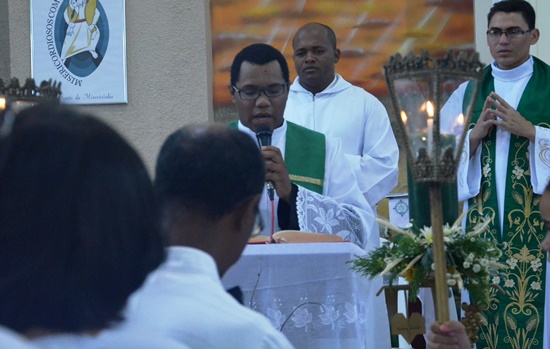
top-left (466, 57), bottom-right (550, 349)
top-left (228, 121), bottom-right (325, 193)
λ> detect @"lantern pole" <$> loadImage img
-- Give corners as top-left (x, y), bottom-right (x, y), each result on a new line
top-left (429, 184), bottom-right (449, 321)
top-left (384, 50), bottom-right (483, 323)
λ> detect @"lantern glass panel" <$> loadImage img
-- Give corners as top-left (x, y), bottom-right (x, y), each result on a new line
top-left (438, 76), bottom-right (479, 163)
top-left (392, 77), bottom-right (432, 158)
top-left (392, 75), bottom-right (479, 164)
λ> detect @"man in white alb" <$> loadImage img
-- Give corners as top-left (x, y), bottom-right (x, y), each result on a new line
top-left (284, 22), bottom-right (399, 208)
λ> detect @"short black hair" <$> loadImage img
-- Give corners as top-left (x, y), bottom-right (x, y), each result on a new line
top-left (294, 22), bottom-right (337, 50)
top-left (155, 124), bottom-right (264, 223)
top-left (230, 43), bottom-right (290, 87)
top-left (0, 104), bottom-right (165, 333)
top-left (488, 0), bottom-right (536, 29)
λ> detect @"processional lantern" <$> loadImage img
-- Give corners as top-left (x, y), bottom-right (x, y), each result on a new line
top-left (0, 78), bottom-right (61, 135)
top-left (0, 78), bottom-right (61, 112)
top-left (384, 50), bottom-right (483, 322)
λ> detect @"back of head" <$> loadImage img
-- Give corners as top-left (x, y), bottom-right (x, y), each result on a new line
top-left (0, 104), bottom-right (165, 334)
top-left (488, 0), bottom-right (536, 29)
top-left (155, 124), bottom-right (264, 233)
top-left (230, 43), bottom-right (290, 86)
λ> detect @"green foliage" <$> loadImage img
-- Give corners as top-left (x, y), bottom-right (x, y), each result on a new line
top-left (351, 219), bottom-right (505, 305)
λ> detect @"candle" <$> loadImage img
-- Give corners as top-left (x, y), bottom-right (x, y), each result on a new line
top-left (426, 101), bottom-right (434, 154)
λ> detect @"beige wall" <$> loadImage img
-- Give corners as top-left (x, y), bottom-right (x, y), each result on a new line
top-left (475, 0), bottom-right (549, 65)
top-left (4, 0), bottom-right (213, 173)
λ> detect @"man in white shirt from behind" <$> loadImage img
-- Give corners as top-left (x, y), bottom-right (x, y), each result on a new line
top-left (123, 124), bottom-right (294, 349)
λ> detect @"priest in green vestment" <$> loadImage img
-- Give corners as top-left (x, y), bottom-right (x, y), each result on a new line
top-left (227, 42), bottom-right (391, 349)
top-left (227, 42), bottom-right (379, 250)
top-left (441, 1), bottom-right (550, 348)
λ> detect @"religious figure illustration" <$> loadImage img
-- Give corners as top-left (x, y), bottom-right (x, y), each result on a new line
top-left (60, 0), bottom-right (101, 63)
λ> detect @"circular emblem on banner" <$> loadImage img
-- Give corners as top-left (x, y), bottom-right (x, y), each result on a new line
top-left (392, 199), bottom-right (409, 218)
top-left (54, 0), bottom-right (109, 78)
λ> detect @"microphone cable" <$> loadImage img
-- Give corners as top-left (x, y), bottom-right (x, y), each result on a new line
top-left (269, 198), bottom-right (275, 239)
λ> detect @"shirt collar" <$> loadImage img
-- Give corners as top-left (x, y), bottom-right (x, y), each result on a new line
top-left (491, 56), bottom-right (534, 82)
top-left (237, 120), bottom-right (287, 145)
top-left (293, 75), bottom-right (339, 94)
top-left (164, 246), bottom-right (222, 283)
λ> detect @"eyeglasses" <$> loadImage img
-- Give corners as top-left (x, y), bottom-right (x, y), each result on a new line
top-left (250, 213), bottom-right (264, 238)
top-left (486, 28), bottom-right (532, 40)
top-left (232, 83), bottom-right (287, 100)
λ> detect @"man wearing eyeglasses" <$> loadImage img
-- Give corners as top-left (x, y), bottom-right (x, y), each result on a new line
top-left (229, 43), bottom-right (379, 251)
top-left (438, 1), bottom-right (550, 348)
top-left (228, 43), bottom-right (389, 348)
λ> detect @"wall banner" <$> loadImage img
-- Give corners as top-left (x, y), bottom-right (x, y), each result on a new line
top-left (31, 0), bottom-right (127, 104)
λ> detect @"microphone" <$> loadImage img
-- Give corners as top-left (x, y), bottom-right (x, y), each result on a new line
top-left (256, 125), bottom-right (275, 201)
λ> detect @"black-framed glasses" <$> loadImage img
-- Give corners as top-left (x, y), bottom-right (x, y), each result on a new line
top-left (486, 28), bottom-right (532, 40)
top-left (232, 83), bottom-right (287, 100)
top-left (250, 213), bottom-right (264, 238)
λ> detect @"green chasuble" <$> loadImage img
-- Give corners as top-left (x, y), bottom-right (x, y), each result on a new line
top-left (465, 57), bottom-right (550, 349)
top-left (228, 121), bottom-right (325, 194)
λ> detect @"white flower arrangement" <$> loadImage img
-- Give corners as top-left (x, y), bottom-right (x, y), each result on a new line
top-left (351, 212), bottom-right (506, 306)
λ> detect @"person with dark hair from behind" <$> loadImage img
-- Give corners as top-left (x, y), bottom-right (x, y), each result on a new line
top-left (427, 178), bottom-right (550, 348)
top-left (122, 124), bottom-right (294, 348)
top-left (0, 104), bottom-right (188, 349)
top-left (228, 42), bottom-right (378, 249)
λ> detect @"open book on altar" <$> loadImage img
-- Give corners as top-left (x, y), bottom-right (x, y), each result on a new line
top-left (248, 230), bottom-right (346, 244)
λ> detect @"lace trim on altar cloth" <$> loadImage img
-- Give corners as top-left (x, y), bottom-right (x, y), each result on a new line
top-left (296, 187), bottom-right (364, 246)
top-left (262, 294), bottom-right (369, 333)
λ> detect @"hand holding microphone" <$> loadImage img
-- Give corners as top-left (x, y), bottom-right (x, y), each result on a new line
top-left (255, 125), bottom-right (293, 204)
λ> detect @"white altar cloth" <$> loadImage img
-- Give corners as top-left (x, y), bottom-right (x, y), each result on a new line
top-left (222, 242), bottom-right (390, 349)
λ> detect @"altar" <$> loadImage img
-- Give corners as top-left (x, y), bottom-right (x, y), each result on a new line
top-left (221, 242), bottom-right (391, 349)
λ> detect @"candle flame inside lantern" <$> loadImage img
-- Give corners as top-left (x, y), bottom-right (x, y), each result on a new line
top-left (426, 101), bottom-right (434, 118)
top-left (400, 111), bottom-right (408, 124)
top-left (457, 113), bottom-right (464, 125)
top-left (425, 101), bottom-right (434, 153)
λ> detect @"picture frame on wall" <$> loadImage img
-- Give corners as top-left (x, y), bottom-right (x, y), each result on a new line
top-left (30, 0), bottom-right (128, 104)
